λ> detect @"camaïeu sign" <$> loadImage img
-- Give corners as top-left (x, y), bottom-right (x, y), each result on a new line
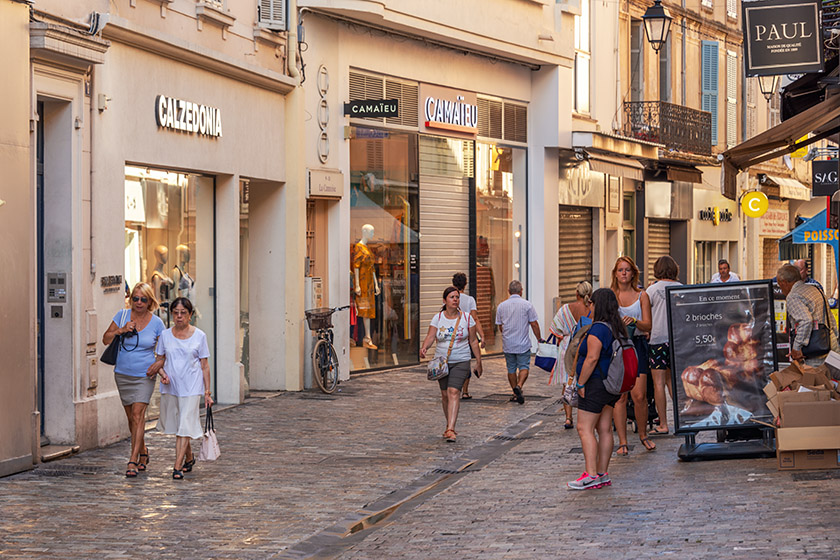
top-left (742, 0), bottom-right (823, 76)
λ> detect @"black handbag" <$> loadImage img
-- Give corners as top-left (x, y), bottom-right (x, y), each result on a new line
top-left (100, 310), bottom-right (130, 365)
top-left (801, 292), bottom-right (832, 358)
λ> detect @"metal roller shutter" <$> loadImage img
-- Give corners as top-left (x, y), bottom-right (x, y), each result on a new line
top-left (558, 206), bottom-right (592, 305)
top-left (419, 136), bottom-right (472, 333)
top-left (648, 220), bottom-right (671, 283)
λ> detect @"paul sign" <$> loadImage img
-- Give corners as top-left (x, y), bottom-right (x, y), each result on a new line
top-left (812, 160), bottom-right (839, 197)
top-left (742, 0), bottom-right (823, 76)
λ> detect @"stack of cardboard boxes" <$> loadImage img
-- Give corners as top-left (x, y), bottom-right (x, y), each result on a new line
top-left (763, 361), bottom-right (840, 470)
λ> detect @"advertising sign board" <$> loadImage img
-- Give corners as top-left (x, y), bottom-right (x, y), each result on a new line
top-left (812, 160), bottom-right (839, 197)
top-left (666, 281), bottom-right (777, 433)
top-left (743, 0), bottom-right (824, 76)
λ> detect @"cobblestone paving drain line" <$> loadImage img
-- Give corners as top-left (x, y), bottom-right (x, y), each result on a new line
top-left (272, 399), bottom-right (564, 560)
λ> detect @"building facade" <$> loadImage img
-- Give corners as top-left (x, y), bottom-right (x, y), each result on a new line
top-left (1, 0), bottom-right (297, 476)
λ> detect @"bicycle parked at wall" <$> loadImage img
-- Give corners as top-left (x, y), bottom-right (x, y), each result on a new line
top-left (305, 305), bottom-right (349, 394)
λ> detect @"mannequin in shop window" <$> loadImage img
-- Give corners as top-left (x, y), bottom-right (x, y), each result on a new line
top-left (151, 245), bottom-right (174, 318)
top-left (172, 244), bottom-right (199, 319)
top-left (354, 224), bottom-right (381, 349)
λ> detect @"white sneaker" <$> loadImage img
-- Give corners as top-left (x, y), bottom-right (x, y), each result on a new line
top-left (567, 472), bottom-right (600, 490)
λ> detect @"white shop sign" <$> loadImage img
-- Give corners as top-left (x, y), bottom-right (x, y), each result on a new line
top-left (155, 95), bottom-right (222, 138)
top-left (308, 168), bottom-right (343, 199)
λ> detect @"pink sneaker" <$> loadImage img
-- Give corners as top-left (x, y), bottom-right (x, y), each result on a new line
top-left (567, 472), bottom-right (601, 490)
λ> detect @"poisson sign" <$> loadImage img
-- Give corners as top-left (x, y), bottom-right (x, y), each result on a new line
top-left (155, 95), bottom-right (222, 138)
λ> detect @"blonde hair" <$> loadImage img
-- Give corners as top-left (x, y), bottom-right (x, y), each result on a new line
top-left (575, 281), bottom-right (593, 306)
top-left (130, 282), bottom-right (159, 312)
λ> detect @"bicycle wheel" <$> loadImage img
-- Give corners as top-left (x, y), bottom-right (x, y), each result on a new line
top-left (312, 339), bottom-right (339, 393)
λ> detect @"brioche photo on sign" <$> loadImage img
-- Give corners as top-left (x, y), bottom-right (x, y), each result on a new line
top-left (666, 281), bottom-right (777, 432)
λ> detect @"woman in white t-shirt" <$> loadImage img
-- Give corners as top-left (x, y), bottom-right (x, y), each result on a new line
top-left (154, 297), bottom-right (213, 480)
top-left (420, 286), bottom-right (483, 442)
top-left (452, 272), bottom-right (486, 400)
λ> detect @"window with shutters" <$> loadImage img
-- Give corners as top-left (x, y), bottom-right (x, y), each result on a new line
top-left (769, 89), bottom-right (781, 128)
top-left (702, 41), bottom-right (719, 146)
top-left (726, 0), bottom-right (738, 19)
top-left (746, 79), bottom-right (757, 139)
top-left (702, 0), bottom-right (713, 8)
top-left (348, 71), bottom-right (418, 128)
top-left (258, 0), bottom-right (286, 31)
top-left (574, 0), bottom-right (591, 114)
top-left (503, 103), bottom-right (528, 143)
top-left (630, 20), bottom-right (644, 102)
top-left (660, 36), bottom-right (671, 102)
top-left (726, 50), bottom-right (738, 148)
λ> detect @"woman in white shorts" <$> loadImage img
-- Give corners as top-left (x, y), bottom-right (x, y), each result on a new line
top-left (154, 297), bottom-right (213, 480)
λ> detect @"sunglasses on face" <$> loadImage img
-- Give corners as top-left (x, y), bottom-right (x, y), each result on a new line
top-left (132, 296), bottom-right (149, 303)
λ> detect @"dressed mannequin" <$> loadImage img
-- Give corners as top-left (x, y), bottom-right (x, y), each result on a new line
top-left (172, 244), bottom-right (196, 300)
top-left (150, 245), bottom-right (174, 308)
top-left (354, 224), bottom-right (380, 349)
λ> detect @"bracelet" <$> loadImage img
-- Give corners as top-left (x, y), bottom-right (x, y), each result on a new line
top-left (576, 383), bottom-right (585, 389)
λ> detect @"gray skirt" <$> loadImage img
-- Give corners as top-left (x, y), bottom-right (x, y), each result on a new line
top-left (114, 373), bottom-right (156, 406)
top-left (437, 361), bottom-right (471, 391)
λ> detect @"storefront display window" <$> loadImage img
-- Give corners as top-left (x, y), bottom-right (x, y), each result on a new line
top-left (475, 143), bottom-right (526, 353)
top-left (694, 241), bottom-right (735, 284)
top-left (124, 166), bottom-right (216, 398)
top-left (349, 128), bottom-right (420, 371)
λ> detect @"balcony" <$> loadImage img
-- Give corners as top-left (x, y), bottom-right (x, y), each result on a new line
top-left (623, 101), bottom-right (712, 156)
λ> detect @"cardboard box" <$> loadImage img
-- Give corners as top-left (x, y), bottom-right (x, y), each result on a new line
top-left (763, 382), bottom-right (831, 420)
top-left (778, 448), bottom-right (840, 470)
top-left (776, 426), bottom-right (840, 450)
top-left (781, 400), bottom-right (840, 428)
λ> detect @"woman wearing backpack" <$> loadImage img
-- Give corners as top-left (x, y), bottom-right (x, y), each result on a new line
top-left (610, 257), bottom-right (656, 453)
top-left (548, 281), bottom-right (593, 429)
top-left (569, 288), bottom-right (627, 490)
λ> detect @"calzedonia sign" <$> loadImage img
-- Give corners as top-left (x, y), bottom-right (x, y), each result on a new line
top-left (742, 0), bottom-right (823, 76)
top-left (155, 95), bottom-right (222, 138)
top-left (418, 84), bottom-right (478, 136)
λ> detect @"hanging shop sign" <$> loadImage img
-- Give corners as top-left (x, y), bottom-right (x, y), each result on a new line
top-left (742, 191), bottom-right (770, 218)
top-left (155, 95), bottom-right (222, 138)
top-left (666, 281), bottom-right (777, 433)
top-left (742, 0), bottom-right (824, 76)
top-left (812, 160), bottom-right (839, 197)
top-left (418, 84), bottom-right (478, 136)
top-left (343, 99), bottom-right (399, 118)
top-left (698, 206), bottom-right (733, 225)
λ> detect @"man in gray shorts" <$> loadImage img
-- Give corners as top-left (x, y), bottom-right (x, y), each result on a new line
top-left (495, 280), bottom-right (542, 404)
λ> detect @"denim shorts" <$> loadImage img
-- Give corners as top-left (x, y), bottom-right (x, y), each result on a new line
top-left (504, 351), bottom-right (531, 373)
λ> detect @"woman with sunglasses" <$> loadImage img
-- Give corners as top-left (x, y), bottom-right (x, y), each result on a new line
top-left (102, 282), bottom-right (165, 478)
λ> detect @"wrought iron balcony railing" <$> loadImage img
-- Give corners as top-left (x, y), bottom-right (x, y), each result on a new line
top-left (622, 101), bottom-right (712, 156)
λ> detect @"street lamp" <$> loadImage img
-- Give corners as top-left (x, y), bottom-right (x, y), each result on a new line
top-left (642, 0), bottom-right (673, 53)
top-left (757, 75), bottom-right (780, 102)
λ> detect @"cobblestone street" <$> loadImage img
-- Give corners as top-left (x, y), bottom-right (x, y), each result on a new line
top-left (2, 357), bottom-right (839, 559)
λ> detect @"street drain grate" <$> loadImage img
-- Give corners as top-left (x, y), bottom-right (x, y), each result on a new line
top-left (792, 470), bottom-right (840, 482)
top-left (32, 465), bottom-right (110, 477)
top-left (493, 435), bottom-right (532, 441)
top-left (429, 468), bottom-right (460, 475)
top-left (534, 412), bottom-right (560, 417)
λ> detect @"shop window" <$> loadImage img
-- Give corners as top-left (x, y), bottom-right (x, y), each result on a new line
top-left (622, 192), bottom-right (635, 260)
top-left (349, 128), bottom-right (420, 371)
top-left (476, 143), bottom-right (526, 352)
top-left (124, 166), bottom-right (216, 398)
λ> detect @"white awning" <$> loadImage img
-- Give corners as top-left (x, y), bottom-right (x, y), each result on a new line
top-left (762, 175), bottom-right (812, 201)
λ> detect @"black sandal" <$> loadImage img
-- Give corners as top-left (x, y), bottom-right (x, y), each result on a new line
top-left (138, 451), bottom-right (149, 472)
top-left (182, 457), bottom-right (195, 473)
top-left (172, 468), bottom-right (184, 480)
top-left (125, 462), bottom-right (139, 478)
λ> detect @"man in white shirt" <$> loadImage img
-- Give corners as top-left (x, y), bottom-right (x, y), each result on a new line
top-left (495, 280), bottom-right (542, 404)
top-left (710, 259), bottom-right (740, 283)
